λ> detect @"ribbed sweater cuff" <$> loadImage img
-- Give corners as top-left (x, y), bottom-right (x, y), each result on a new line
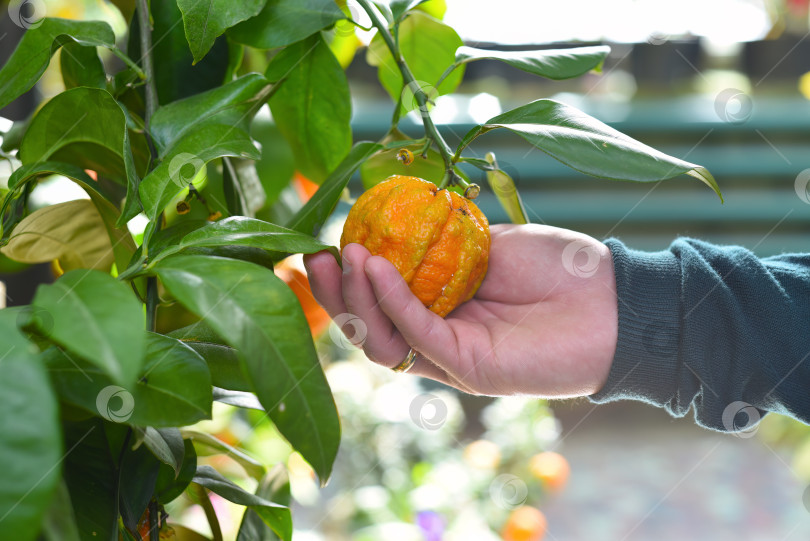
top-left (588, 239), bottom-right (683, 408)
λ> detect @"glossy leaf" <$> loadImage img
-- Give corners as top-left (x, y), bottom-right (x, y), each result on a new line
top-left (178, 0), bottom-right (266, 63)
top-left (237, 465), bottom-right (290, 541)
top-left (18, 87), bottom-right (143, 224)
top-left (1, 199), bottom-right (115, 272)
top-left (485, 152), bottom-right (528, 225)
top-left (366, 11), bottom-right (463, 108)
top-left (62, 419), bottom-right (117, 541)
top-left (5, 161), bottom-right (137, 273)
top-left (141, 427), bottom-right (185, 477)
top-left (33, 270), bottom-right (145, 386)
top-left (155, 439), bottom-right (197, 505)
top-left (151, 217), bottom-right (339, 265)
top-left (286, 141), bottom-right (382, 237)
top-left (45, 333), bottom-right (212, 427)
top-left (118, 438), bottom-right (160, 534)
top-left (150, 74), bottom-right (272, 158)
top-left (0, 18), bottom-right (115, 109)
top-left (139, 124), bottom-right (260, 225)
top-left (229, 0), bottom-right (344, 49)
top-left (456, 99), bottom-right (722, 200)
top-left (60, 41), bottom-right (107, 89)
top-left (167, 321), bottom-right (251, 390)
top-left (153, 255), bottom-right (340, 483)
top-left (182, 430), bottom-right (265, 480)
top-left (193, 466), bottom-right (291, 541)
top-left (266, 33), bottom-right (352, 183)
top-left (0, 312), bottom-right (61, 541)
top-left (453, 45), bottom-right (610, 81)
top-left (128, 0), bottom-right (230, 104)
top-left (213, 388), bottom-right (264, 411)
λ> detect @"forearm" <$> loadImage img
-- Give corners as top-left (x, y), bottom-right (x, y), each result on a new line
top-left (590, 238), bottom-right (810, 431)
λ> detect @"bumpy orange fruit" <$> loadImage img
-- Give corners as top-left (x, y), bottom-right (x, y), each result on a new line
top-left (341, 175), bottom-right (490, 317)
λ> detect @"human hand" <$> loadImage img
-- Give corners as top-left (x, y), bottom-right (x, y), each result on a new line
top-left (304, 224), bottom-right (618, 397)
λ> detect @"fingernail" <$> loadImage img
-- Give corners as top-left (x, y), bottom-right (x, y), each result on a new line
top-left (342, 253), bottom-right (352, 275)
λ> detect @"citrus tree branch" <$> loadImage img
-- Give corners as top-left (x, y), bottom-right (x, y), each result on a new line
top-left (136, 0), bottom-right (160, 333)
top-left (356, 0), bottom-right (464, 189)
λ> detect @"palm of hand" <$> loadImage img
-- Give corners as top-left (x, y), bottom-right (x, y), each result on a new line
top-left (305, 224), bottom-right (617, 398)
top-left (436, 224), bottom-right (617, 396)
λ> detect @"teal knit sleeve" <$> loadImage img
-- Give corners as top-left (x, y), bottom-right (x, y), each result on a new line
top-left (589, 238), bottom-right (810, 432)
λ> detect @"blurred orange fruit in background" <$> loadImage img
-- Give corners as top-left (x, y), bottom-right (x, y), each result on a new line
top-left (501, 505), bottom-right (547, 541)
top-left (528, 451), bottom-right (570, 493)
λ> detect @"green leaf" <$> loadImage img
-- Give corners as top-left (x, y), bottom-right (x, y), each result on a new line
top-left (153, 256), bottom-right (340, 483)
top-left (366, 11), bottom-right (463, 108)
top-left (40, 479), bottom-right (81, 541)
top-left (0, 312), bottom-right (61, 541)
top-left (456, 99), bottom-right (723, 200)
top-left (151, 73), bottom-right (272, 158)
top-left (60, 41), bottom-right (107, 89)
top-left (118, 437), bottom-right (160, 534)
top-left (193, 466), bottom-right (291, 541)
top-left (44, 333), bottom-right (212, 427)
top-left (266, 33), bottom-right (352, 183)
top-left (151, 216), bottom-right (339, 266)
top-left (128, 0), bottom-right (230, 104)
top-left (62, 419), bottom-right (117, 541)
top-left (213, 388), bottom-right (263, 411)
top-left (286, 141), bottom-right (382, 237)
top-left (5, 162), bottom-right (137, 273)
top-left (33, 269), bottom-right (145, 386)
top-left (178, 0), bottom-right (267, 63)
top-left (453, 45), bottom-right (610, 81)
top-left (228, 0), bottom-right (344, 49)
top-left (18, 87), bottom-right (144, 224)
top-left (167, 321), bottom-right (252, 391)
top-left (140, 427), bottom-right (185, 477)
top-left (155, 439), bottom-right (197, 505)
top-left (0, 18), bottom-right (115, 109)
top-left (237, 465), bottom-right (290, 541)
top-left (1, 199), bottom-right (115, 272)
top-left (389, 0), bottom-right (428, 20)
top-left (484, 152), bottom-right (528, 225)
top-left (182, 430), bottom-right (265, 480)
top-left (139, 125), bottom-right (260, 226)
